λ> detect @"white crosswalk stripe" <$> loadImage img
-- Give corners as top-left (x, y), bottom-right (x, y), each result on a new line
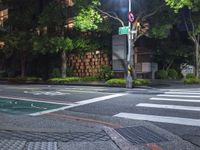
top-left (136, 103), bottom-right (200, 111)
top-left (165, 91), bottom-right (200, 95)
top-left (157, 94), bottom-right (200, 98)
top-left (114, 113), bottom-right (200, 127)
top-left (150, 97), bottom-right (200, 103)
top-left (114, 88), bottom-right (200, 126)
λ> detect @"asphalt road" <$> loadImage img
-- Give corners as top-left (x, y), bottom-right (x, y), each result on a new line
top-left (0, 84), bottom-right (200, 148)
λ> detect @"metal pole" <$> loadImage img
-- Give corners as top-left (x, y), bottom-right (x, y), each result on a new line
top-left (126, 0), bottom-right (133, 88)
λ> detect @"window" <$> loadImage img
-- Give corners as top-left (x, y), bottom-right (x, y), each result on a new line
top-left (0, 9), bottom-right (8, 27)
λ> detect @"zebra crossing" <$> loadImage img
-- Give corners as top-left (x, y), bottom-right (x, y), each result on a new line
top-left (114, 88), bottom-right (200, 127)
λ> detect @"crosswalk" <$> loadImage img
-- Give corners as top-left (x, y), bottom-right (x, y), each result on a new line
top-left (114, 88), bottom-right (200, 127)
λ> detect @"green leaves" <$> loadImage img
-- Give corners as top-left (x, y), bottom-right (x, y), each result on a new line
top-left (74, 7), bottom-right (103, 31)
top-left (39, 1), bottom-right (66, 27)
top-left (150, 24), bottom-right (173, 39)
top-left (50, 37), bottom-right (73, 52)
top-left (33, 36), bottom-right (73, 54)
top-left (165, 0), bottom-right (200, 12)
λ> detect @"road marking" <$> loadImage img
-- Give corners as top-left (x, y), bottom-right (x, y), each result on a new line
top-left (114, 113), bottom-right (200, 126)
top-left (165, 92), bottom-right (200, 95)
top-left (75, 93), bottom-right (126, 105)
top-left (29, 93), bottom-right (126, 116)
top-left (163, 88), bottom-right (200, 91)
top-left (136, 103), bottom-right (200, 111)
top-left (0, 96), bottom-right (73, 105)
top-left (24, 91), bottom-right (70, 96)
top-left (157, 94), bottom-right (200, 98)
top-left (150, 97), bottom-right (200, 103)
top-left (59, 89), bottom-right (112, 94)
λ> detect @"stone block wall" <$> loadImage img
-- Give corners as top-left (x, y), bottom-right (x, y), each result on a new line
top-left (67, 52), bottom-right (109, 77)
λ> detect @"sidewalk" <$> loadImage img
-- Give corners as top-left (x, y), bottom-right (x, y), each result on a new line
top-left (0, 111), bottom-right (199, 150)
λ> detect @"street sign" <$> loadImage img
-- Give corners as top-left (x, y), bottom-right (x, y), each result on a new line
top-left (118, 26), bottom-right (129, 35)
top-left (128, 11), bottom-right (135, 23)
top-left (112, 35), bottom-right (127, 71)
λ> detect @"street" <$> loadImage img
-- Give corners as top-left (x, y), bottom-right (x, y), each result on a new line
top-left (0, 84), bottom-right (200, 149)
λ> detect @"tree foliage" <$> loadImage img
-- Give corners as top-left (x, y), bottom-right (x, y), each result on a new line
top-left (74, 0), bottom-right (103, 31)
top-left (39, 1), bottom-right (66, 27)
top-left (165, 0), bottom-right (200, 12)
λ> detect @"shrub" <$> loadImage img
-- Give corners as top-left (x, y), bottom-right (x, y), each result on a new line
top-left (0, 70), bottom-right (7, 78)
top-left (51, 68), bottom-right (61, 78)
top-left (186, 73), bottom-right (196, 79)
top-left (155, 70), bottom-right (168, 79)
top-left (81, 76), bottom-right (98, 81)
top-left (98, 65), bottom-right (114, 81)
top-left (8, 77), bottom-right (42, 83)
top-left (106, 78), bottom-right (150, 87)
top-left (184, 78), bottom-right (200, 84)
top-left (168, 69), bottom-right (178, 79)
top-left (133, 79), bottom-right (150, 86)
top-left (106, 78), bottom-right (126, 86)
top-left (48, 77), bottom-right (81, 84)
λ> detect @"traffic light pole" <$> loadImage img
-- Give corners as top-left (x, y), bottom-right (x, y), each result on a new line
top-left (126, 0), bottom-right (133, 88)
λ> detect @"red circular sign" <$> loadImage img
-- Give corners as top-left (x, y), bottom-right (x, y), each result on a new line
top-left (128, 11), bottom-right (135, 23)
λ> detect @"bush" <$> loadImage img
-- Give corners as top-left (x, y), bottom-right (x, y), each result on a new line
top-left (48, 76), bottom-right (99, 84)
top-left (155, 70), bottom-right (168, 79)
top-left (8, 77), bottom-right (42, 83)
top-left (106, 78), bottom-right (150, 87)
top-left (48, 77), bottom-right (81, 84)
top-left (168, 69), bottom-right (178, 79)
top-left (81, 76), bottom-right (98, 81)
top-left (51, 68), bottom-right (61, 78)
top-left (106, 78), bottom-right (126, 86)
top-left (184, 78), bottom-right (200, 84)
top-left (186, 73), bottom-right (196, 79)
top-left (98, 65), bottom-right (114, 81)
top-left (0, 70), bottom-right (7, 78)
top-left (133, 79), bottom-right (150, 86)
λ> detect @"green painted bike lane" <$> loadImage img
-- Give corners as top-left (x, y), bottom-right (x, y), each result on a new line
top-left (0, 98), bottom-right (66, 115)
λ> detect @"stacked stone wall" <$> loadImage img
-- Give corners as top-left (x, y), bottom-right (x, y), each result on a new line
top-left (67, 52), bottom-right (109, 77)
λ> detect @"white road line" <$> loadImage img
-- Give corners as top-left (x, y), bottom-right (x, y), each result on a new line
top-left (165, 92), bottom-right (200, 95)
top-left (150, 97), bottom-right (200, 103)
top-left (167, 88), bottom-right (200, 91)
top-left (114, 113), bottom-right (200, 126)
top-left (157, 94), bottom-right (200, 98)
top-left (29, 93), bottom-right (126, 116)
top-left (0, 96), bottom-right (73, 105)
top-left (136, 103), bottom-right (200, 111)
top-left (59, 89), bottom-right (112, 94)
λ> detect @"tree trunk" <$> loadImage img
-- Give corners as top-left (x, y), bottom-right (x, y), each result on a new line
top-left (20, 51), bottom-right (26, 78)
top-left (195, 40), bottom-right (200, 79)
top-left (61, 50), bottom-right (67, 78)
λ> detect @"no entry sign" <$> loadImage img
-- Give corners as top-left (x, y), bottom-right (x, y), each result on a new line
top-left (128, 11), bottom-right (135, 23)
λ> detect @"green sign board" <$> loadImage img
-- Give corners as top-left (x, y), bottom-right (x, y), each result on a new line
top-left (118, 26), bottom-right (129, 35)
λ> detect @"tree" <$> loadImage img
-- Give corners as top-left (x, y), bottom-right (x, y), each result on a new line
top-left (39, 0), bottom-right (72, 78)
top-left (1, 0), bottom-right (38, 77)
top-left (155, 38), bottom-right (194, 71)
top-left (165, 0), bottom-right (200, 78)
top-left (3, 32), bottom-right (33, 77)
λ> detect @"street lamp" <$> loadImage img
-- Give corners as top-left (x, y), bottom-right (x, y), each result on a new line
top-left (126, 0), bottom-right (133, 88)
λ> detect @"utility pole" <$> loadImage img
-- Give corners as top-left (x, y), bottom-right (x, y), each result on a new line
top-left (126, 0), bottom-right (133, 88)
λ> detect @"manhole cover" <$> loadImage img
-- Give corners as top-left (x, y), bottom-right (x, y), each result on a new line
top-left (115, 126), bottom-right (168, 145)
top-left (0, 130), bottom-right (110, 142)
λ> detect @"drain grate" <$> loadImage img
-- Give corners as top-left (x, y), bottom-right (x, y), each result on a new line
top-left (115, 126), bottom-right (168, 145)
top-left (0, 130), bottom-right (110, 142)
